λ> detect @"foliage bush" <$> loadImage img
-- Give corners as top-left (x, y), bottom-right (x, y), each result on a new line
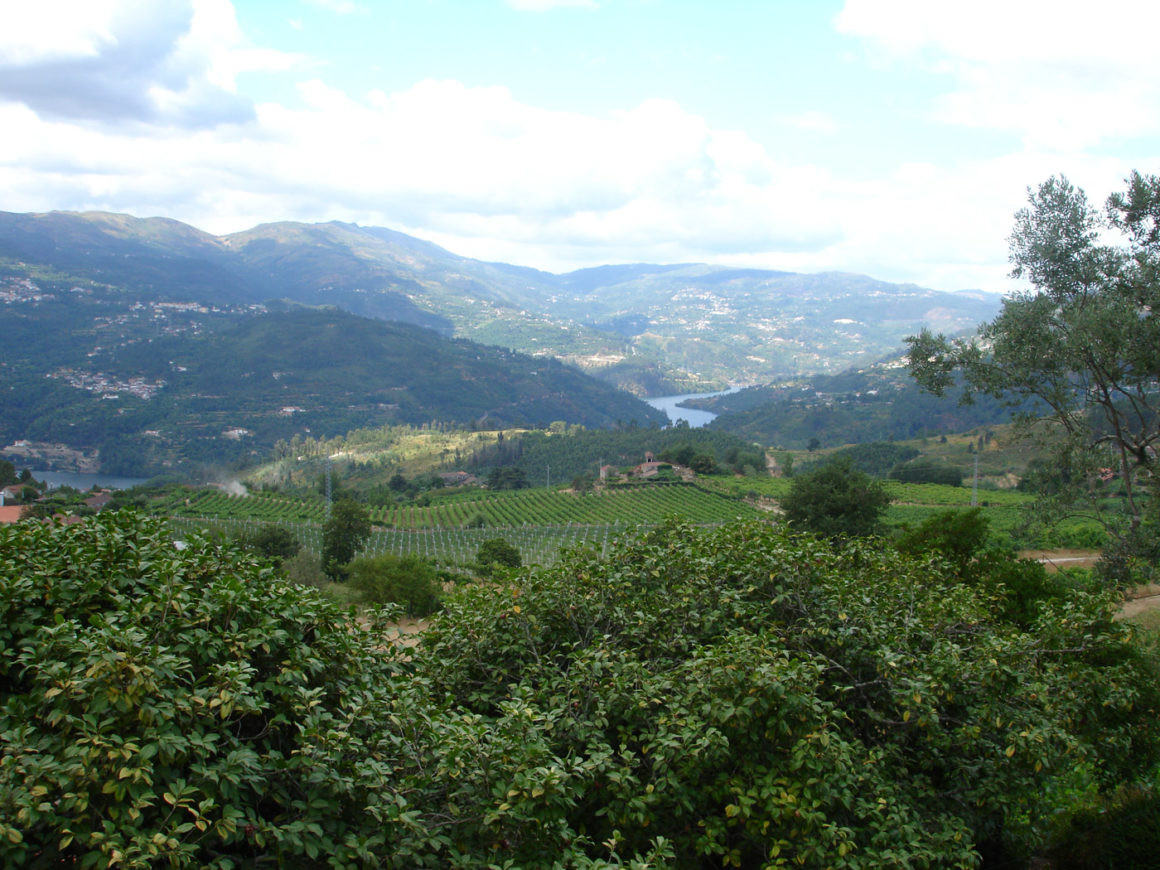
top-left (281, 548), bottom-right (327, 587)
top-left (1045, 784), bottom-right (1160, 869)
top-left (475, 537), bottom-right (523, 577)
top-left (896, 506), bottom-right (991, 562)
top-left (4, 512), bottom-right (1158, 867)
top-left (346, 553), bottom-right (443, 616)
top-left (232, 523), bottom-right (301, 568)
top-left (486, 466), bottom-right (528, 490)
top-left (802, 442), bottom-right (920, 478)
top-left (419, 519), bottom-right (1160, 866)
top-left (0, 512), bottom-right (409, 867)
top-left (779, 456), bottom-right (892, 538)
top-left (320, 497), bottom-right (370, 579)
top-left (889, 457), bottom-right (964, 487)
top-left (688, 452), bottom-right (717, 475)
top-left (896, 508), bottom-right (1064, 627)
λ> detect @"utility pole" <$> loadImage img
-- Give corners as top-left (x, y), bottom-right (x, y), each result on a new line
top-left (325, 455), bottom-right (333, 518)
top-left (971, 453), bottom-right (979, 507)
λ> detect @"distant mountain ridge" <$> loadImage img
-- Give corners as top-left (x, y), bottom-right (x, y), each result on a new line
top-left (0, 209), bottom-right (1001, 390)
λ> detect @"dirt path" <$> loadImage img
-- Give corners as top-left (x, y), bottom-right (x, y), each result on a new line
top-left (1120, 584), bottom-right (1160, 621)
top-left (1018, 550), bottom-right (1160, 621)
top-left (1018, 549), bottom-right (1101, 572)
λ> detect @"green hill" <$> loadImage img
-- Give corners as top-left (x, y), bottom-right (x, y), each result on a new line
top-left (697, 360), bottom-right (1036, 449)
top-left (4, 308), bottom-right (665, 475)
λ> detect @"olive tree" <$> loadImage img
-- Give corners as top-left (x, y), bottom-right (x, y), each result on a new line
top-left (475, 537), bottom-right (522, 577)
top-left (908, 172), bottom-right (1160, 579)
top-left (233, 523), bottom-right (301, 568)
top-left (347, 552), bottom-right (442, 616)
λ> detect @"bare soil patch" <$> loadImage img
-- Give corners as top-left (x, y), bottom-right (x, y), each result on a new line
top-left (1119, 584), bottom-right (1160, 622)
top-left (1018, 549), bottom-right (1101, 572)
top-left (387, 617), bottom-right (430, 648)
top-left (1013, 549), bottom-right (1160, 622)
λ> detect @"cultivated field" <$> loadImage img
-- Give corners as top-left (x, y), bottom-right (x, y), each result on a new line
top-left (157, 475), bottom-right (1108, 567)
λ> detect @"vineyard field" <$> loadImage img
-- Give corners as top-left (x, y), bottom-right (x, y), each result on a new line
top-left (168, 517), bottom-right (659, 568)
top-left (156, 476), bottom-right (1106, 567)
top-left (158, 483), bottom-right (757, 529)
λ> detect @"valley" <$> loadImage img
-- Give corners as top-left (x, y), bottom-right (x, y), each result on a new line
top-left (6, 5), bottom-right (1160, 864)
top-left (4, 192), bottom-right (1157, 870)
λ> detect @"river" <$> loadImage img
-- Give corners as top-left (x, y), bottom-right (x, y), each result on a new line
top-left (645, 388), bottom-right (741, 429)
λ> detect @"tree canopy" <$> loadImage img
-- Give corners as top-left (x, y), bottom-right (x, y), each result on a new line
top-left (475, 537), bottom-right (522, 574)
top-left (908, 172), bottom-right (1160, 580)
top-left (320, 497), bottom-right (371, 579)
top-left (3, 513), bottom-right (1158, 867)
top-left (779, 456), bottom-right (892, 538)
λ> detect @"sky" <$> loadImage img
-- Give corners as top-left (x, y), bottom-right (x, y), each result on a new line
top-left (1, 0), bottom-right (1157, 294)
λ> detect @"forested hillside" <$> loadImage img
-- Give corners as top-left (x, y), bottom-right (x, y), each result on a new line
top-left (700, 362), bottom-right (1034, 448)
top-left (3, 307), bottom-right (663, 474)
top-left (459, 424), bottom-right (766, 483)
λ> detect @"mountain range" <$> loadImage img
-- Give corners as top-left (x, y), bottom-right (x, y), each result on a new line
top-left (0, 210), bottom-right (1000, 389)
top-left (0, 209), bottom-right (1002, 473)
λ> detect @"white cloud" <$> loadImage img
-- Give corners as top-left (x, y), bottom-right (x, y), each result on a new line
top-left (249, 80), bottom-right (842, 256)
top-left (0, 59), bottom-right (845, 270)
top-left (2, 58), bottom-right (1132, 292)
top-left (835, 0), bottom-right (1160, 149)
top-left (2, 0), bottom-right (1152, 295)
top-left (0, 0), bottom-right (122, 65)
top-left (0, 0), bottom-right (297, 127)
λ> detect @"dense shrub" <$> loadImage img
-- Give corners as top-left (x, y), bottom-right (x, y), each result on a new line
top-left (801, 442), bottom-right (920, 477)
top-left (486, 466), bottom-right (528, 490)
top-left (0, 512), bottom-right (408, 867)
top-left (347, 552), bottom-right (442, 616)
top-left (420, 519), bottom-right (1160, 865)
top-left (475, 537), bottom-right (522, 576)
top-left (233, 523), bottom-right (301, 567)
top-left (897, 506), bottom-right (991, 562)
top-left (4, 513), bottom-right (1158, 867)
top-left (889, 457), bottom-right (964, 486)
top-left (1046, 784), bottom-right (1160, 869)
top-left (320, 497), bottom-right (370, 579)
top-left (779, 456), bottom-right (891, 537)
top-left (281, 548), bottom-right (327, 587)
